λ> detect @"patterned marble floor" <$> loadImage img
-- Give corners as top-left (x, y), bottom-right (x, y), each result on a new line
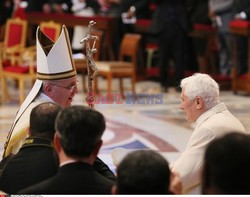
top-left (1, 76), bottom-right (250, 171)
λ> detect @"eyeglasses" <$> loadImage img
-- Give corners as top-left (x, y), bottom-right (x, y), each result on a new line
top-left (50, 81), bottom-right (78, 91)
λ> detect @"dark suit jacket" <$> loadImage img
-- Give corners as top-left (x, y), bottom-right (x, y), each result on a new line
top-left (120, 0), bottom-right (152, 19)
top-left (19, 162), bottom-right (115, 194)
top-left (187, 0), bottom-right (211, 25)
top-left (86, 0), bottom-right (100, 13)
top-left (0, 137), bottom-right (58, 194)
top-left (0, 0), bottom-right (14, 25)
top-left (151, 0), bottom-right (190, 34)
top-left (232, 0), bottom-right (250, 19)
top-left (26, 0), bottom-right (49, 12)
top-left (49, 0), bottom-right (73, 13)
top-left (94, 157), bottom-right (116, 181)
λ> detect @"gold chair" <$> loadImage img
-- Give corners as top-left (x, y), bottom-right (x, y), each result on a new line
top-left (95, 33), bottom-right (142, 96)
top-left (0, 17), bottom-right (36, 105)
top-left (0, 47), bottom-right (8, 105)
top-left (230, 20), bottom-right (250, 94)
top-left (0, 18), bottom-right (28, 65)
top-left (24, 20), bottom-right (62, 55)
top-left (1, 20), bottom-right (61, 104)
top-left (40, 20), bottom-right (61, 42)
top-left (0, 52), bottom-right (36, 105)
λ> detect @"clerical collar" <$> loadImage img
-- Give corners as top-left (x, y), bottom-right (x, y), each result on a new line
top-left (36, 92), bottom-right (55, 103)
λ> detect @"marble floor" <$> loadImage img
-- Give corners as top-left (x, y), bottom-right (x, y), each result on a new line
top-left (1, 76), bottom-right (250, 171)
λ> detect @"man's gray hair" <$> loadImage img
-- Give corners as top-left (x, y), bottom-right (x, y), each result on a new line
top-left (180, 73), bottom-right (220, 110)
top-left (41, 79), bottom-right (63, 92)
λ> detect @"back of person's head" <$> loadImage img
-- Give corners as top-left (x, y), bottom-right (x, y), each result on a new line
top-left (180, 73), bottom-right (220, 110)
top-left (30, 102), bottom-right (62, 140)
top-left (202, 132), bottom-right (250, 194)
top-left (115, 150), bottom-right (171, 194)
top-left (55, 105), bottom-right (106, 158)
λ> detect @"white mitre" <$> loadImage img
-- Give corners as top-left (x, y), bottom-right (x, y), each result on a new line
top-left (14, 25), bottom-right (76, 124)
top-left (4, 25), bottom-right (76, 157)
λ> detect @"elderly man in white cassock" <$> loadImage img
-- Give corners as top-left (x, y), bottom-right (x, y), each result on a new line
top-left (2, 25), bottom-right (78, 158)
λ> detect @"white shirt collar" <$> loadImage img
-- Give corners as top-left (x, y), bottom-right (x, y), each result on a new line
top-left (60, 159), bottom-right (79, 167)
top-left (35, 92), bottom-right (55, 103)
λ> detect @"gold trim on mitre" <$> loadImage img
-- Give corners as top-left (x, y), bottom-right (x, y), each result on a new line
top-left (36, 25), bottom-right (76, 80)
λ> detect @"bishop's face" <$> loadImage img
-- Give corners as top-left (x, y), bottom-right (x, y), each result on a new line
top-left (48, 76), bottom-right (78, 107)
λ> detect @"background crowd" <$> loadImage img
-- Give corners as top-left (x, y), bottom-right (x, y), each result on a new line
top-left (1, 0), bottom-right (250, 90)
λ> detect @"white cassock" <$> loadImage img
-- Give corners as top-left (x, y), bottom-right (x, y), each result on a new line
top-left (171, 102), bottom-right (246, 194)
